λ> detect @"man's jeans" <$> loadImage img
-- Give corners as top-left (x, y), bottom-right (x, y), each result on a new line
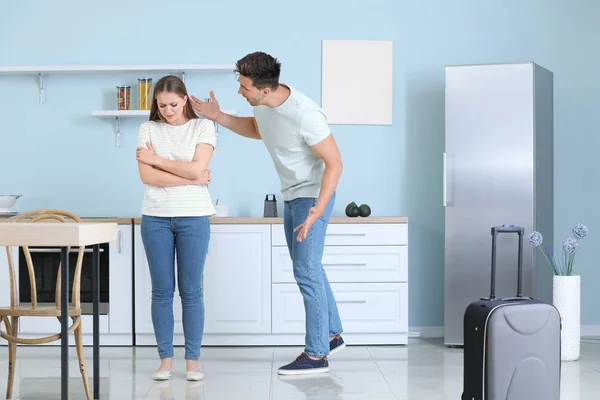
top-left (283, 192), bottom-right (343, 357)
top-left (141, 215), bottom-right (210, 360)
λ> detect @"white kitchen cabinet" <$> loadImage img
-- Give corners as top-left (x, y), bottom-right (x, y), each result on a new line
top-left (4, 217), bottom-right (409, 348)
top-left (272, 283), bottom-right (408, 334)
top-left (107, 224), bottom-right (134, 338)
top-left (270, 221), bottom-right (409, 345)
top-left (272, 222), bottom-right (408, 246)
top-left (203, 224), bottom-right (271, 334)
top-left (134, 223), bottom-right (271, 345)
top-left (272, 245), bottom-right (408, 283)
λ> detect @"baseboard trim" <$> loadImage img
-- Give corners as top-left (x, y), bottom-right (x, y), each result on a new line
top-left (408, 325), bottom-right (600, 340)
top-left (136, 332), bottom-right (408, 346)
top-left (409, 326), bottom-right (444, 338)
top-left (581, 325), bottom-right (600, 338)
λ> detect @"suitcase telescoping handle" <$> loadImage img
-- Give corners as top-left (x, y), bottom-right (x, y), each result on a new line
top-left (489, 225), bottom-right (524, 300)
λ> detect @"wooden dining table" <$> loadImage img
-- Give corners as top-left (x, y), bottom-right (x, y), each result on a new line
top-left (0, 222), bottom-right (118, 400)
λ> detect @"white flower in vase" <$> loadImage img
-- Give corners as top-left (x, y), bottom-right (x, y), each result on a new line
top-left (528, 223), bottom-right (588, 361)
top-left (527, 223), bottom-right (587, 276)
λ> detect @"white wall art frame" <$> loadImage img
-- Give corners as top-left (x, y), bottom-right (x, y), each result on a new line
top-left (321, 40), bottom-right (393, 125)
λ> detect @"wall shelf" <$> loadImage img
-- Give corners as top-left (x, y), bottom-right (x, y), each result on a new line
top-left (0, 64), bottom-right (235, 75)
top-left (1, 63), bottom-right (237, 147)
top-left (93, 109), bottom-right (237, 148)
top-left (92, 110), bottom-right (150, 118)
top-left (92, 109), bottom-right (237, 118)
top-left (0, 63), bottom-right (235, 104)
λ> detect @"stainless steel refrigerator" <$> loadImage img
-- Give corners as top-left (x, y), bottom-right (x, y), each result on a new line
top-left (443, 62), bottom-right (554, 346)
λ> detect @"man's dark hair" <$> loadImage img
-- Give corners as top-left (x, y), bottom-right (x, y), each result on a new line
top-left (235, 51), bottom-right (281, 90)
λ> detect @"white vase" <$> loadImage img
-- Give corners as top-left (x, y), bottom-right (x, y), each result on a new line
top-left (552, 275), bottom-right (581, 361)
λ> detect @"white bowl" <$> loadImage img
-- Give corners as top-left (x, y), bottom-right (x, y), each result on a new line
top-left (0, 195), bottom-right (22, 211)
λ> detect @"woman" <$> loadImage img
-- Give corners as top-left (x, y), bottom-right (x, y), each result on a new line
top-left (136, 75), bottom-right (216, 381)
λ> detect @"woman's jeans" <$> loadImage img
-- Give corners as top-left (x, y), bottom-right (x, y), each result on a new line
top-left (141, 215), bottom-right (210, 361)
top-left (283, 192), bottom-right (343, 357)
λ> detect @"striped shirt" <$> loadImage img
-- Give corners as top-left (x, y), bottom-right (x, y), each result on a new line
top-left (137, 118), bottom-right (216, 217)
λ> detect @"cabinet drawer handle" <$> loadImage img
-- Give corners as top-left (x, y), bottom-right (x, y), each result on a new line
top-left (327, 233), bottom-right (366, 236)
top-left (336, 300), bottom-right (367, 304)
top-left (323, 262), bottom-right (367, 267)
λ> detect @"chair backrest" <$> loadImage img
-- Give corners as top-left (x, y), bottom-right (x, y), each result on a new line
top-left (5, 209), bottom-right (86, 310)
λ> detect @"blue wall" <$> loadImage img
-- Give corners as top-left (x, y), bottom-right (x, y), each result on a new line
top-left (1, 1), bottom-right (599, 329)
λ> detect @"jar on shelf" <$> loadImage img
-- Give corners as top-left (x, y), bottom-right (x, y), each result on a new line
top-left (116, 85), bottom-right (131, 110)
top-left (138, 78), bottom-right (153, 110)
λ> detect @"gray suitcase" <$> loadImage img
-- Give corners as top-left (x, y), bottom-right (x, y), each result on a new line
top-left (461, 225), bottom-right (561, 400)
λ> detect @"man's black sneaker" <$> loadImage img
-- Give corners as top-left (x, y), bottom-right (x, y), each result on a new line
top-left (329, 335), bottom-right (346, 355)
top-left (277, 353), bottom-right (329, 375)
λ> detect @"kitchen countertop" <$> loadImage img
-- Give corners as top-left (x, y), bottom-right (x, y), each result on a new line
top-left (80, 217), bottom-right (133, 224)
top-left (0, 216), bottom-right (133, 224)
top-left (2, 216), bottom-right (408, 225)
top-left (131, 216), bottom-right (408, 224)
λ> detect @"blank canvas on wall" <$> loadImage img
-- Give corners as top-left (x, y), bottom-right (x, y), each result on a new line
top-left (321, 40), bottom-right (393, 125)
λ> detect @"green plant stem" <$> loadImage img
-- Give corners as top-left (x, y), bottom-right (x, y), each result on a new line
top-left (554, 247), bottom-right (562, 275)
top-left (539, 247), bottom-right (559, 275)
top-left (555, 247), bottom-right (568, 276)
top-left (567, 253), bottom-right (576, 276)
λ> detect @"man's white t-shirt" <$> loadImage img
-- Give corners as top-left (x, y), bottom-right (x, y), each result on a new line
top-left (253, 85), bottom-right (331, 201)
top-left (137, 118), bottom-right (216, 217)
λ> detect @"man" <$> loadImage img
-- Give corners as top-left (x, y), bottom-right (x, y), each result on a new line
top-left (191, 51), bottom-right (345, 375)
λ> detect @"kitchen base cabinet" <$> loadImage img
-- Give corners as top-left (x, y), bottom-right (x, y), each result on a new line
top-left (0, 217), bottom-right (409, 348)
top-left (134, 219), bottom-right (409, 347)
top-left (0, 217), bottom-right (409, 346)
top-left (269, 222), bottom-right (409, 346)
top-left (134, 224), bottom-right (272, 346)
top-left (271, 283), bottom-right (408, 335)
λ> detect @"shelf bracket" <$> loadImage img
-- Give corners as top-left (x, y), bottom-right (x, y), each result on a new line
top-left (115, 117), bottom-right (121, 148)
top-left (181, 71), bottom-right (187, 84)
top-left (38, 73), bottom-right (46, 104)
top-left (204, 96), bottom-right (219, 134)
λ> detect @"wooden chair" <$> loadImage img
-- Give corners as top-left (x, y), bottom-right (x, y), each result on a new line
top-left (0, 209), bottom-right (92, 399)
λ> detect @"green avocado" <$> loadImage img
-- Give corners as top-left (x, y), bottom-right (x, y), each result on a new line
top-left (345, 201), bottom-right (360, 217)
top-left (359, 204), bottom-right (371, 217)
top-left (345, 201), bottom-right (356, 213)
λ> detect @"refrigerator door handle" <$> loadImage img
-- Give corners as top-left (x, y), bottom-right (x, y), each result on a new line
top-left (443, 152), bottom-right (448, 206)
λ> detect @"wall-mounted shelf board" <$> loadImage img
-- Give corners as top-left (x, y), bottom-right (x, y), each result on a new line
top-left (93, 109), bottom-right (238, 148)
top-left (0, 64), bottom-right (235, 75)
top-left (93, 110), bottom-right (150, 118)
top-left (92, 109), bottom-right (237, 118)
top-left (0, 63), bottom-right (235, 104)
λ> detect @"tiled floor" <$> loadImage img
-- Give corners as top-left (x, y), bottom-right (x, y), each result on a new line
top-left (0, 338), bottom-right (598, 399)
